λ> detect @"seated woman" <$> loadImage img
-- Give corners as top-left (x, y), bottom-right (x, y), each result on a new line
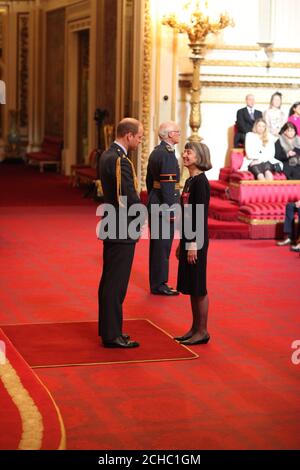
top-left (241, 118), bottom-right (278, 180)
top-left (275, 122), bottom-right (300, 180)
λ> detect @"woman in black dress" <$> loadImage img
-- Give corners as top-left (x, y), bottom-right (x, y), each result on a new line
top-left (275, 122), bottom-right (300, 180)
top-left (175, 142), bottom-right (212, 345)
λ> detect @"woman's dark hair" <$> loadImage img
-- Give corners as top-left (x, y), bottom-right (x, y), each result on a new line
top-left (184, 142), bottom-right (212, 171)
top-left (279, 122), bottom-right (297, 135)
top-left (288, 101), bottom-right (300, 117)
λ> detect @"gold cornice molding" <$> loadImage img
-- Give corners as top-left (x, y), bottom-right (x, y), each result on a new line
top-left (41, 0), bottom-right (86, 11)
top-left (179, 79), bottom-right (299, 89)
top-left (207, 44), bottom-right (300, 53)
top-left (68, 17), bottom-right (90, 31)
top-left (65, 0), bottom-right (90, 21)
top-left (180, 72), bottom-right (300, 80)
top-left (202, 59), bottom-right (300, 68)
top-left (140, 0), bottom-right (151, 190)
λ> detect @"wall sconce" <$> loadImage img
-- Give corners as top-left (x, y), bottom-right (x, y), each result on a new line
top-left (257, 41), bottom-right (274, 70)
top-left (162, 1), bottom-right (234, 142)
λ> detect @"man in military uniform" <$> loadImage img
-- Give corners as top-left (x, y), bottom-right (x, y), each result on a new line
top-left (98, 118), bottom-right (143, 348)
top-left (146, 121), bottom-right (181, 295)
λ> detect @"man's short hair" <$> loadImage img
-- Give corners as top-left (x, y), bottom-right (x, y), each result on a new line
top-left (117, 118), bottom-right (140, 137)
top-left (158, 121), bottom-right (178, 140)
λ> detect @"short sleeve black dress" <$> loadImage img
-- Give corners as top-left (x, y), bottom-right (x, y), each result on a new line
top-left (176, 172), bottom-right (210, 296)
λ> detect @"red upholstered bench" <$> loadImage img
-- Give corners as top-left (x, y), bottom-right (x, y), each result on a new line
top-left (26, 136), bottom-right (63, 173)
top-left (215, 148), bottom-right (300, 238)
top-left (70, 149), bottom-right (98, 187)
top-left (238, 201), bottom-right (299, 239)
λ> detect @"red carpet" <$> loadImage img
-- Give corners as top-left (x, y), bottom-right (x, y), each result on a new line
top-left (0, 329), bottom-right (65, 450)
top-left (2, 320), bottom-right (197, 367)
top-left (0, 162), bottom-right (91, 206)
top-left (208, 217), bottom-right (249, 239)
top-left (1, 162), bottom-right (300, 449)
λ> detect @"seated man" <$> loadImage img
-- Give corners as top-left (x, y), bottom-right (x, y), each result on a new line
top-left (234, 94), bottom-right (262, 147)
top-left (277, 200), bottom-right (300, 251)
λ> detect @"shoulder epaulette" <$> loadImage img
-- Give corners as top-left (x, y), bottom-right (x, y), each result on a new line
top-left (165, 144), bottom-right (174, 152)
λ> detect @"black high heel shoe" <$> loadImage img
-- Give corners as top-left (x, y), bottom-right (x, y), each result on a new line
top-left (180, 335), bottom-right (210, 345)
top-left (173, 333), bottom-right (193, 341)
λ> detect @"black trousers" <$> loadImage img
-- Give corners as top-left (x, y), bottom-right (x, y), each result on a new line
top-left (149, 217), bottom-right (174, 291)
top-left (283, 202), bottom-right (300, 238)
top-left (234, 132), bottom-right (245, 148)
top-left (98, 242), bottom-right (135, 341)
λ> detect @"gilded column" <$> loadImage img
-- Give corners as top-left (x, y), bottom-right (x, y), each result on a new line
top-left (140, 0), bottom-right (152, 190)
top-left (188, 42), bottom-right (205, 142)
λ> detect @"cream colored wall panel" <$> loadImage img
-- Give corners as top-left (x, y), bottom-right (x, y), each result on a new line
top-left (158, 29), bottom-right (175, 124)
top-left (273, 0), bottom-right (300, 46)
top-left (218, 0), bottom-right (259, 45)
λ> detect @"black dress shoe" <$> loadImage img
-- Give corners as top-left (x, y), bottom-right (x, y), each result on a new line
top-left (103, 336), bottom-right (139, 348)
top-left (174, 333), bottom-right (193, 341)
top-left (151, 285), bottom-right (179, 296)
top-left (290, 243), bottom-right (300, 252)
top-left (165, 284), bottom-right (179, 294)
top-left (181, 335), bottom-right (210, 345)
top-left (277, 238), bottom-right (291, 246)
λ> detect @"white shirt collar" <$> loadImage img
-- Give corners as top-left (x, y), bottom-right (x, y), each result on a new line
top-left (114, 140), bottom-right (127, 156)
top-left (162, 140), bottom-right (175, 151)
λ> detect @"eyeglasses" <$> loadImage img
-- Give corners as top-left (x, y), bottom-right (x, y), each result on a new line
top-left (169, 130), bottom-right (181, 135)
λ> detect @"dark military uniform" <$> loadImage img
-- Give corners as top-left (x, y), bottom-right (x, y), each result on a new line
top-left (98, 142), bottom-right (141, 342)
top-left (146, 140), bottom-right (180, 292)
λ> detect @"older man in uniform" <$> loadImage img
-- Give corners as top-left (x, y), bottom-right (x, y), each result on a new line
top-left (146, 121), bottom-right (181, 296)
top-left (98, 118), bottom-right (143, 348)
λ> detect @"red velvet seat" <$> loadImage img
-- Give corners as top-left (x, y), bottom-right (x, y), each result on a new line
top-left (139, 190), bottom-right (148, 205)
top-left (70, 149), bottom-right (98, 187)
top-left (215, 148), bottom-right (300, 238)
top-left (238, 202), bottom-right (296, 239)
top-left (26, 136), bottom-right (63, 173)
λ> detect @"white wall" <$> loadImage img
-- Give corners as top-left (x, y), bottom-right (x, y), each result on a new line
top-left (150, 0), bottom-right (300, 180)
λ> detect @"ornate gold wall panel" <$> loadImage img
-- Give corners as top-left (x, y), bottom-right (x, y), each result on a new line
top-left (100, 0), bottom-right (117, 124)
top-left (140, 0), bottom-right (151, 190)
top-left (45, 8), bottom-right (65, 137)
top-left (17, 12), bottom-right (29, 135)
